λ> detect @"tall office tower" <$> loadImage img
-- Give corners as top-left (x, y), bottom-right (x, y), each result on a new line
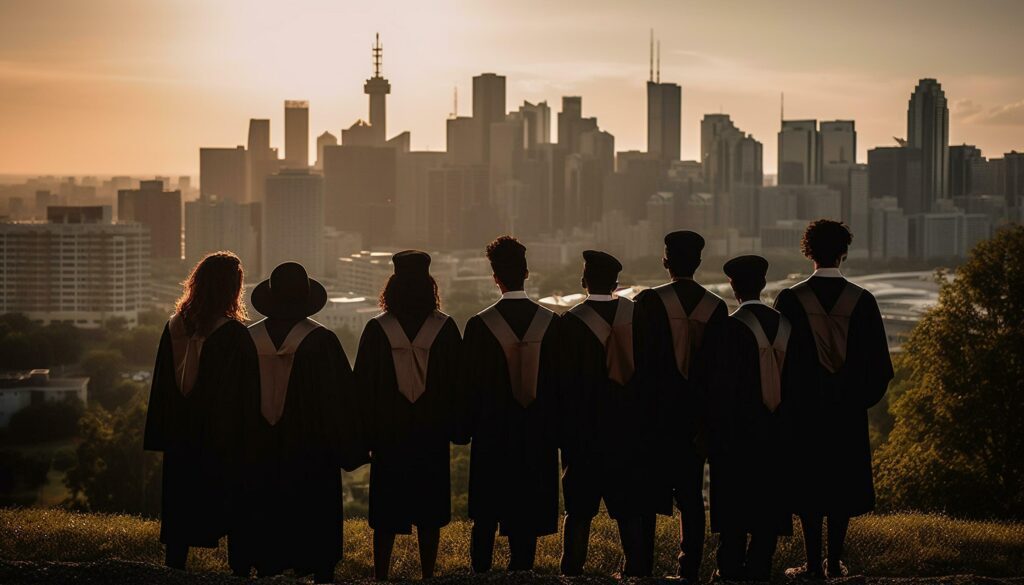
top-left (868, 146), bottom-right (925, 214)
top-left (949, 144), bottom-right (983, 198)
top-left (778, 120), bottom-right (819, 185)
top-left (907, 78), bottom-right (949, 207)
top-left (646, 36), bottom-right (681, 161)
top-left (316, 131), bottom-right (338, 170)
top-left (819, 120), bottom-right (856, 166)
top-left (848, 164), bottom-right (870, 258)
top-left (558, 96), bottom-right (584, 153)
top-left (364, 33), bottom-right (391, 146)
top-left (185, 194), bottom-right (261, 277)
top-left (0, 206), bottom-right (149, 328)
top-left (473, 73), bottom-right (506, 163)
top-left (321, 144), bottom-right (397, 247)
top-left (200, 146), bottom-right (248, 202)
top-left (424, 165), bottom-right (492, 249)
top-left (518, 101), bottom-right (551, 150)
top-left (247, 118), bottom-right (277, 203)
top-left (284, 100), bottom-right (310, 169)
top-left (1006, 151), bottom-right (1024, 212)
top-left (117, 180), bottom-right (182, 260)
top-left (701, 114), bottom-right (763, 196)
top-left (262, 169), bottom-right (324, 277)
top-left (395, 151), bottom-right (446, 246)
top-left (446, 116), bottom-right (483, 165)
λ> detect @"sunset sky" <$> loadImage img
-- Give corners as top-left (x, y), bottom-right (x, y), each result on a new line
top-left (1, 0), bottom-right (1022, 176)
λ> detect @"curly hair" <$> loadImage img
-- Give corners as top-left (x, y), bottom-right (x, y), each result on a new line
top-left (175, 251), bottom-right (248, 332)
top-left (801, 219), bottom-right (853, 266)
top-left (486, 235), bottom-right (528, 290)
top-left (378, 273), bottom-right (441, 322)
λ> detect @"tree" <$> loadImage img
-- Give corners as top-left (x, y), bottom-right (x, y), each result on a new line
top-left (79, 349), bottom-right (127, 407)
top-left (5, 400), bottom-right (84, 444)
top-left (874, 225), bottom-right (1024, 519)
top-left (65, 395), bottom-right (162, 516)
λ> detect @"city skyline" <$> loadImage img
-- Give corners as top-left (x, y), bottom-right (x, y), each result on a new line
top-left (1, 0), bottom-right (1023, 175)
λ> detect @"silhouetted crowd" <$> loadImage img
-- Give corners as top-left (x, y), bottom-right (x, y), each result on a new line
top-left (143, 218), bottom-right (893, 584)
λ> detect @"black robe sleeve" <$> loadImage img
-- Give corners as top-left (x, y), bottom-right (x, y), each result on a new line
top-left (143, 324), bottom-right (174, 452)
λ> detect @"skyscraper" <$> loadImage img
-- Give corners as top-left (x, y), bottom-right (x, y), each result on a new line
top-left (907, 78), bottom-right (949, 207)
top-left (284, 100), bottom-right (310, 169)
top-left (646, 35), bottom-right (681, 161)
top-left (200, 146), bottom-right (248, 202)
top-left (247, 118), bottom-right (277, 203)
top-left (701, 114), bottom-right (763, 196)
top-left (364, 33), bottom-right (391, 146)
top-left (778, 120), bottom-right (819, 185)
top-left (517, 101), bottom-right (551, 150)
top-left (316, 131), bottom-right (338, 170)
top-left (949, 144), bottom-right (983, 198)
top-left (819, 120), bottom-right (856, 166)
top-left (473, 73), bottom-right (506, 163)
top-left (263, 169), bottom-right (324, 276)
top-left (185, 194), bottom-right (261, 277)
top-left (868, 146), bottom-right (925, 214)
top-left (117, 180), bottom-right (182, 260)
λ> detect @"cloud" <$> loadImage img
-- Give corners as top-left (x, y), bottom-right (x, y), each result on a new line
top-left (955, 99), bottom-right (1024, 126)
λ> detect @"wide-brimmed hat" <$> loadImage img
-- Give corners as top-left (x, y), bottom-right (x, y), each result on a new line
top-left (251, 262), bottom-right (327, 319)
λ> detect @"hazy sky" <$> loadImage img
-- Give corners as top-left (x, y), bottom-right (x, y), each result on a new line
top-left (1, 0), bottom-right (1022, 175)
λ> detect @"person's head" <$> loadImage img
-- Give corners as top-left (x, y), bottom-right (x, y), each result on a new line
top-left (486, 235), bottom-right (528, 292)
top-left (379, 250), bottom-right (441, 321)
top-left (581, 250), bottom-right (622, 295)
top-left (663, 230), bottom-right (704, 278)
top-left (176, 251), bottom-right (248, 330)
top-left (723, 255), bottom-right (769, 303)
top-left (801, 219), bottom-right (852, 268)
top-left (250, 262), bottom-right (327, 321)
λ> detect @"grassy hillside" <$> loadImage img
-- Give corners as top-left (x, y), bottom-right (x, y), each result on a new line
top-left (2, 508), bottom-right (1023, 582)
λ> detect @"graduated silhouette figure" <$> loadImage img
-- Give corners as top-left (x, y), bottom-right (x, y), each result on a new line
top-left (143, 252), bottom-right (253, 571)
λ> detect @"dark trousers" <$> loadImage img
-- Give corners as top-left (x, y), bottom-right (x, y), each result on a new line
top-left (674, 454), bottom-right (707, 580)
top-left (798, 513), bottom-right (850, 569)
top-left (560, 513), bottom-right (655, 577)
top-left (717, 532), bottom-right (778, 581)
top-left (470, 520), bottom-right (538, 572)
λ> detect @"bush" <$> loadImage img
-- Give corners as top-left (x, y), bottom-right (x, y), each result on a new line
top-left (5, 400), bottom-right (84, 444)
top-left (0, 451), bottom-right (50, 506)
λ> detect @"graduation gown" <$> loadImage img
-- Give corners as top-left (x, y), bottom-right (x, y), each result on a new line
top-left (709, 303), bottom-right (794, 536)
top-left (234, 322), bottom-right (363, 575)
top-left (461, 299), bottom-right (561, 537)
top-left (558, 298), bottom-right (656, 520)
top-left (143, 318), bottom-right (252, 547)
top-left (634, 280), bottom-right (728, 513)
top-left (775, 276), bottom-right (893, 517)
top-left (355, 312), bottom-right (461, 534)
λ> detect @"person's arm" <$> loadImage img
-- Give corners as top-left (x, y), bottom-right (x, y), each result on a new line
top-left (453, 316), bottom-right (486, 445)
top-left (849, 293), bottom-right (894, 410)
top-left (436, 317), bottom-right (464, 443)
top-left (353, 319), bottom-right (384, 454)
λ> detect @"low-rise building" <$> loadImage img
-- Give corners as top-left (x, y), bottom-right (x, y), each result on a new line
top-left (0, 369), bottom-right (89, 428)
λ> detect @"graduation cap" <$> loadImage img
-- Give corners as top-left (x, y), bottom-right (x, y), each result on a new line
top-left (723, 255), bottom-right (769, 289)
top-left (392, 250), bottom-right (431, 277)
top-left (664, 230), bottom-right (705, 260)
top-left (582, 249), bottom-right (623, 283)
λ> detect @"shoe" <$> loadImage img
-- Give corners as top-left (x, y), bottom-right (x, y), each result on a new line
top-left (784, 564), bottom-right (826, 581)
top-left (823, 559), bottom-right (849, 579)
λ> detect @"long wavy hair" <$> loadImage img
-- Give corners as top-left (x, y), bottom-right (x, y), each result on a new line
top-left (378, 273), bottom-right (441, 323)
top-left (175, 251), bottom-right (248, 332)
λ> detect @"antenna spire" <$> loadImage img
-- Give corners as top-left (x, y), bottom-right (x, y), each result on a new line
top-left (780, 92), bottom-right (785, 123)
top-left (372, 33), bottom-right (383, 78)
top-left (453, 86), bottom-right (458, 118)
top-left (656, 40), bottom-right (661, 83)
top-left (649, 29), bottom-right (654, 82)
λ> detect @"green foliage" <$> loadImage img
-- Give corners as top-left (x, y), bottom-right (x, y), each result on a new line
top-left (875, 225), bottom-right (1024, 519)
top-left (4, 400), bottom-right (84, 444)
top-left (78, 349), bottom-right (128, 408)
top-left (2, 509), bottom-right (1024, 579)
top-left (109, 326), bottom-right (162, 367)
top-left (0, 314), bottom-right (83, 370)
top-left (64, 395), bottom-right (162, 516)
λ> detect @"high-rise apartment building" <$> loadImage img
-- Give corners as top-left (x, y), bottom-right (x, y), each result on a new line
top-left (0, 206), bottom-right (149, 328)
top-left (184, 194), bottom-right (261, 277)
